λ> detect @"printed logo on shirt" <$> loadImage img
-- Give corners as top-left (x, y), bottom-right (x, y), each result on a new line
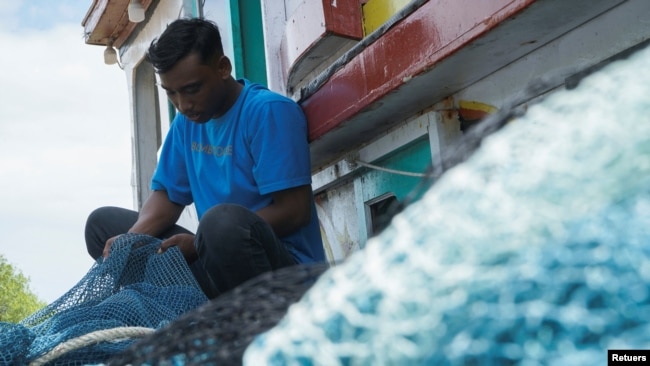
top-left (192, 142), bottom-right (233, 157)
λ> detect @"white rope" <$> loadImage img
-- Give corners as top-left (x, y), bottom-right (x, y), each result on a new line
top-left (29, 326), bottom-right (155, 366)
top-left (355, 160), bottom-right (429, 177)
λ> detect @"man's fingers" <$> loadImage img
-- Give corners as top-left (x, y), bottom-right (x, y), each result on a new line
top-left (102, 245), bottom-right (111, 258)
top-left (102, 235), bottom-right (121, 258)
top-left (158, 237), bottom-right (175, 254)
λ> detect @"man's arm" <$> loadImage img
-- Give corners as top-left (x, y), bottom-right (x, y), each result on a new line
top-left (256, 185), bottom-right (313, 237)
top-left (102, 190), bottom-right (185, 257)
top-left (129, 190), bottom-right (185, 236)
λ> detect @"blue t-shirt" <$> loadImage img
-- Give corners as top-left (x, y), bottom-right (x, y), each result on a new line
top-left (151, 79), bottom-right (324, 263)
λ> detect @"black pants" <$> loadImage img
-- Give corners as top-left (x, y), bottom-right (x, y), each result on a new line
top-left (84, 203), bottom-right (296, 299)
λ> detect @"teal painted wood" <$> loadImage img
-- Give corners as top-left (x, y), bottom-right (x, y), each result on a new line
top-left (360, 138), bottom-right (432, 204)
top-left (355, 137), bottom-right (432, 248)
top-left (229, 0), bottom-right (244, 80)
top-left (229, 0), bottom-right (267, 85)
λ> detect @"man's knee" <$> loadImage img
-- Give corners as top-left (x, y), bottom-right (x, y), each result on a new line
top-left (85, 207), bottom-right (111, 259)
top-left (200, 203), bottom-right (254, 226)
top-left (85, 206), bottom-right (114, 228)
top-left (84, 206), bottom-right (137, 259)
top-left (196, 203), bottom-right (263, 252)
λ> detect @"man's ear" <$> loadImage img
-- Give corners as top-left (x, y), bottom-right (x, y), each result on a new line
top-left (216, 55), bottom-right (232, 79)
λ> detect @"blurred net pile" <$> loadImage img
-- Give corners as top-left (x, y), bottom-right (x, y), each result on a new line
top-left (0, 234), bottom-right (207, 365)
top-left (242, 45), bottom-right (650, 364)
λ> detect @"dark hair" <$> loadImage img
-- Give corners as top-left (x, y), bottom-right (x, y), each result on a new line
top-left (147, 18), bottom-right (224, 73)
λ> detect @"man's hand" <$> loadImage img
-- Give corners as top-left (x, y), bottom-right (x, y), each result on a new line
top-left (102, 235), bottom-right (121, 258)
top-left (159, 233), bottom-right (198, 263)
top-left (100, 190), bottom-right (186, 259)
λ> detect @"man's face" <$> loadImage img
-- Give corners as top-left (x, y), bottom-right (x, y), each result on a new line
top-left (159, 52), bottom-right (230, 123)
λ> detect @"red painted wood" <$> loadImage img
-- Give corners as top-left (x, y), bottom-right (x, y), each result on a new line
top-left (323, 0), bottom-right (363, 38)
top-left (303, 0), bottom-right (535, 141)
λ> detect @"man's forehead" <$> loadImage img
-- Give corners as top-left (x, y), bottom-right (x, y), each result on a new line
top-left (158, 60), bottom-right (209, 90)
top-left (158, 76), bottom-right (202, 91)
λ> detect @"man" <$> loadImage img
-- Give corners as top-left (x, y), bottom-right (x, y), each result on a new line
top-left (85, 18), bottom-right (325, 299)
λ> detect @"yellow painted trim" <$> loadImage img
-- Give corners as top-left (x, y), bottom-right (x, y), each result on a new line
top-left (458, 100), bottom-right (498, 114)
top-left (362, 0), bottom-right (411, 35)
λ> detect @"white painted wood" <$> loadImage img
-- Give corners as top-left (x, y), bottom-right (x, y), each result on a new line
top-left (454, 0), bottom-right (650, 109)
top-left (260, 0), bottom-right (289, 93)
top-left (131, 61), bottom-right (161, 209)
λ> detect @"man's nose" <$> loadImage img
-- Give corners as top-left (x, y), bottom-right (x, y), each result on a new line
top-left (177, 96), bottom-right (193, 113)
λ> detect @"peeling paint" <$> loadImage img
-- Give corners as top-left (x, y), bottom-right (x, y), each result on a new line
top-left (316, 188), bottom-right (360, 263)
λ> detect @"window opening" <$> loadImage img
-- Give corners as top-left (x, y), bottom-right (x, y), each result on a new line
top-left (366, 193), bottom-right (399, 236)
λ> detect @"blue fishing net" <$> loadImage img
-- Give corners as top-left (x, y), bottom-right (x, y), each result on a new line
top-left (0, 234), bottom-right (207, 365)
top-left (107, 262), bottom-right (329, 365)
top-left (244, 45), bottom-right (650, 364)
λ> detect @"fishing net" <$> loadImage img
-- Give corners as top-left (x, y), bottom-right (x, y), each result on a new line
top-left (107, 262), bottom-right (329, 365)
top-left (0, 233), bottom-right (208, 365)
top-left (243, 45), bottom-right (650, 364)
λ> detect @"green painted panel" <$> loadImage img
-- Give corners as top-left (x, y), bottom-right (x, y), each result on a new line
top-left (230, 0), bottom-right (267, 85)
top-left (361, 137), bottom-right (432, 204)
top-left (355, 137), bottom-right (432, 244)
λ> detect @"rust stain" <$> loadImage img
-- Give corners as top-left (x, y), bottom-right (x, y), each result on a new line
top-left (443, 109), bottom-right (456, 121)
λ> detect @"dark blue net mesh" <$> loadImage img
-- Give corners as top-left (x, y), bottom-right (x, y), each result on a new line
top-left (106, 262), bottom-right (329, 365)
top-left (0, 234), bottom-right (207, 365)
